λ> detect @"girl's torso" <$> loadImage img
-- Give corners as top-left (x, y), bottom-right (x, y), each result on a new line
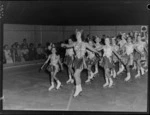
top-left (125, 43), bottom-right (134, 55)
top-left (136, 41), bottom-right (146, 53)
top-left (86, 50), bottom-right (95, 59)
top-left (103, 45), bottom-right (113, 58)
top-left (50, 54), bottom-right (59, 65)
top-left (66, 48), bottom-right (74, 56)
top-left (74, 42), bottom-right (86, 58)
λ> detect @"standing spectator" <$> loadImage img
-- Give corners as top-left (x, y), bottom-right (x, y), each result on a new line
top-left (36, 43), bottom-right (45, 60)
top-left (44, 42), bottom-right (52, 58)
top-left (11, 44), bottom-right (17, 63)
top-left (3, 48), bottom-right (6, 64)
top-left (16, 44), bottom-right (25, 62)
top-left (101, 34), bottom-right (106, 45)
top-left (21, 45), bottom-right (29, 61)
top-left (29, 43), bottom-right (36, 61)
top-left (3, 45), bottom-right (13, 64)
top-left (22, 38), bottom-right (28, 48)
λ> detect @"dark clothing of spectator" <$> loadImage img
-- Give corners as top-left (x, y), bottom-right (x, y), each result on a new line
top-left (22, 42), bottom-right (28, 48)
top-left (29, 47), bottom-right (36, 61)
top-left (3, 51), bottom-right (6, 64)
top-left (36, 46), bottom-right (45, 60)
top-left (11, 47), bottom-right (17, 63)
top-left (21, 47), bottom-right (29, 61)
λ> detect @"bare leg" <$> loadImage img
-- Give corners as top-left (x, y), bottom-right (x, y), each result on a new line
top-left (112, 68), bottom-right (117, 78)
top-left (117, 62), bottom-right (125, 75)
top-left (86, 64), bottom-right (95, 83)
top-left (66, 66), bottom-right (74, 84)
top-left (132, 61), bottom-right (137, 70)
top-left (94, 63), bottom-right (98, 75)
top-left (103, 68), bottom-right (110, 88)
top-left (135, 60), bottom-right (141, 79)
top-left (124, 65), bottom-right (131, 81)
top-left (107, 68), bottom-right (114, 87)
top-left (48, 72), bottom-right (55, 91)
top-left (73, 69), bottom-right (83, 97)
top-left (53, 67), bottom-right (62, 90)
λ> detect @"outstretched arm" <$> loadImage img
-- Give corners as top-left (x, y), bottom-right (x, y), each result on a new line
top-left (96, 45), bottom-right (103, 51)
top-left (85, 43), bottom-right (100, 55)
top-left (112, 49), bottom-right (125, 65)
top-left (134, 45), bottom-right (143, 56)
top-left (144, 44), bottom-right (148, 54)
top-left (41, 55), bottom-right (51, 69)
top-left (61, 43), bottom-right (75, 48)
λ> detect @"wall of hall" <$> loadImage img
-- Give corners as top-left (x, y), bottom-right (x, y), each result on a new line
top-left (4, 24), bottom-right (145, 47)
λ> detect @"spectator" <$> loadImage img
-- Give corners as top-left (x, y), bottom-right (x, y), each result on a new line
top-left (11, 44), bottom-right (17, 63)
top-left (21, 45), bottom-right (29, 61)
top-left (29, 43), bottom-right (36, 61)
top-left (16, 44), bottom-right (25, 62)
top-left (36, 43), bottom-right (45, 60)
top-left (101, 34), bottom-right (106, 45)
top-left (22, 38), bottom-right (28, 48)
top-left (3, 45), bottom-right (13, 64)
top-left (45, 42), bottom-right (52, 58)
top-left (3, 49), bottom-right (6, 64)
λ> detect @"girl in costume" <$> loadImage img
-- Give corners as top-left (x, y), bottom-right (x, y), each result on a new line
top-left (64, 39), bottom-right (75, 84)
top-left (97, 38), bottom-right (122, 88)
top-left (121, 36), bottom-right (139, 81)
top-left (41, 46), bottom-right (63, 91)
top-left (116, 33), bottom-right (127, 75)
top-left (61, 29), bottom-right (100, 97)
top-left (111, 37), bottom-right (119, 78)
top-left (134, 34), bottom-right (148, 78)
top-left (85, 39), bottom-right (96, 83)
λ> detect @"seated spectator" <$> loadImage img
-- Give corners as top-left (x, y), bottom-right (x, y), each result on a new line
top-left (29, 43), bottom-right (36, 61)
top-left (36, 43), bottom-right (45, 60)
top-left (3, 45), bottom-right (13, 64)
top-left (16, 44), bottom-right (25, 62)
top-left (21, 38), bottom-right (28, 48)
top-left (21, 45), bottom-right (29, 61)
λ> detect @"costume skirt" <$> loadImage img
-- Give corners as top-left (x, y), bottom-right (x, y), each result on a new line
top-left (121, 54), bottom-right (133, 66)
top-left (73, 57), bottom-right (84, 70)
top-left (64, 55), bottom-right (73, 66)
top-left (47, 64), bottom-right (59, 72)
top-left (100, 56), bottom-right (114, 69)
top-left (134, 51), bottom-right (146, 61)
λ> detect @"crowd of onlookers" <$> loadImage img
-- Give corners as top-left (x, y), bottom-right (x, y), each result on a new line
top-left (3, 38), bottom-right (46, 64)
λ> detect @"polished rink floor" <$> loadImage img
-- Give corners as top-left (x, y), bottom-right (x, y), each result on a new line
top-left (3, 63), bottom-right (148, 111)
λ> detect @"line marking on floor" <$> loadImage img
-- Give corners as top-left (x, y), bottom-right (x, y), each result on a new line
top-left (3, 62), bottom-right (43, 69)
top-left (66, 89), bottom-right (74, 110)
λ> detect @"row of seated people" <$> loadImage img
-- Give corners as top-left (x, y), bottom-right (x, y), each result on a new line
top-left (3, 43), bottom-right (46, 64)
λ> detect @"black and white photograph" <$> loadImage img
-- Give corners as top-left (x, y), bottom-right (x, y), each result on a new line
top-left (1, 0), bottom-right (149, 113)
